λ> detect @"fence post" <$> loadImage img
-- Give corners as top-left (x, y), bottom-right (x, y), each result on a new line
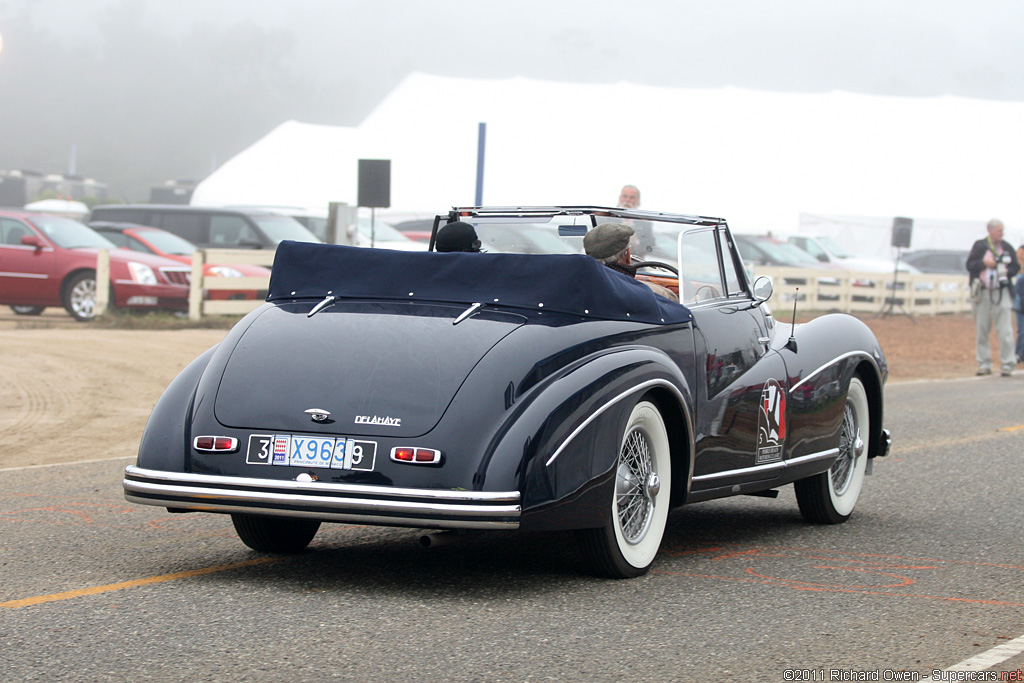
top-left (95, 249), bottom-right (110, 317)
top-left (188, 250), bottom-right (205, 320)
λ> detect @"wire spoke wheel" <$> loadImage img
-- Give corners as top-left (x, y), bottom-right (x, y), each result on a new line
top-left (830, 401), bottom-right (858, 495)
top-left (577, 398), bottom-right (672, 578)
top-left (617, 430), bottom-right (654, 543)
top-left (795, 376), bottom-right (870, 524)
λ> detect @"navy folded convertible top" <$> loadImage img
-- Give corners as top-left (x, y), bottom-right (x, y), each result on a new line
top-left (267, 241), bottom-right (692, 325)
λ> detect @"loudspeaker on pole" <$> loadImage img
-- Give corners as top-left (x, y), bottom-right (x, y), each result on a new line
top-left (357, 159), bottom-right (391, 208)
top-left (891, 216), bottom-right (913, 249)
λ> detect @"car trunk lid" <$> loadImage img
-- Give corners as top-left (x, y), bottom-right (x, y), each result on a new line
top-left (213, 301), bottom-right (525, 437)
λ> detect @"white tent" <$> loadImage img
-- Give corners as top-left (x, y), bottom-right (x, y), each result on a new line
top-left (191, 73), bottom-right (1024, 247)
top-left (24, 198), bottom-right (89, 219)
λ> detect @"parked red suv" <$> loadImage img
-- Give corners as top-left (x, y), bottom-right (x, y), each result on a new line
top-left (0, 210), bottom-right (190, 321)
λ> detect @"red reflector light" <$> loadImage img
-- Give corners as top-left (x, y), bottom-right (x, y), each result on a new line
top-left (193, 436), bottom-right (238, 453)
top-left (390, 447), bottom-right (441, 465)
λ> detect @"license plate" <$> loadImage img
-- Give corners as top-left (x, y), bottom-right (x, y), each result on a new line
top-left (246, 433), bottom-right (376, 471)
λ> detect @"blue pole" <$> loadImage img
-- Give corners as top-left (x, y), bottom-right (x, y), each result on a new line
top-left (475, 122), bottom-right (486, 206)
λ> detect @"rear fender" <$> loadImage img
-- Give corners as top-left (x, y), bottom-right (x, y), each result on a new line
top-left (137, 344), bottom-right (218, 472)
top-left (493, 347), bottom-right (693, 531)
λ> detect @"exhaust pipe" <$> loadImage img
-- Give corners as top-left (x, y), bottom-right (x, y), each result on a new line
top-left (417, 530), bottom-right (479, 548)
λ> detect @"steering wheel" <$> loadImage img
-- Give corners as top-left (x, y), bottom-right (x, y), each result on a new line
top-left (632, 258), bottom-right (679, 276)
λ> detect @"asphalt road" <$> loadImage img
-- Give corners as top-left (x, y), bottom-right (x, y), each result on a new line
top-left (1, 376), bottom-right (1023, 682)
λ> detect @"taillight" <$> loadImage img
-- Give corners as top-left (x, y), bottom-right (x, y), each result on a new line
top-left (194, 436), bottom-right (239, 452)
top-left (390, 447), bottom-right (442, 465)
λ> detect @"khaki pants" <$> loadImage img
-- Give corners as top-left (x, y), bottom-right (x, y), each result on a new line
top-left (973, 286), bottom-right (1016, 373)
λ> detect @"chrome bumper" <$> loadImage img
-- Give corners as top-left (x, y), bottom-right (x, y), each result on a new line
top-left (123, 466), bottom-right (521, 529)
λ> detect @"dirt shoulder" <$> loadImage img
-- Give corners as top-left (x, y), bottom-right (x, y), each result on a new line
top-left (0, 310), bottom-right (993, 470)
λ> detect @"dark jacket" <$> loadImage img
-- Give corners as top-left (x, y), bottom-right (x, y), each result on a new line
top-left (966, 237), bottom-right (1019, 287)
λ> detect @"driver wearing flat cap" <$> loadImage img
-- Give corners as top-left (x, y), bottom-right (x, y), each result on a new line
top-left (584, 222), bottom-right (678, 302)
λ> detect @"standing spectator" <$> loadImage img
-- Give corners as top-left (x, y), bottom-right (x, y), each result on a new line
top-left (1015, 246), bottom-right (1024, 365)
top-left (966, 218), bottom-right (1020, 376)
top-left (614, 184), bottom-right (656, 256)
top-left (617, 185), bottom-right (641, 209)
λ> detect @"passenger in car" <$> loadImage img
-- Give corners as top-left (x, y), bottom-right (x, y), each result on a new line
top-left (435, 221), bottom-right (483, 253)
top-left (584, 222), bottom-right (678, 302)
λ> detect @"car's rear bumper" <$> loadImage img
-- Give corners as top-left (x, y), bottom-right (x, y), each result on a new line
top-left (123, 465), bottom-right (521, 529)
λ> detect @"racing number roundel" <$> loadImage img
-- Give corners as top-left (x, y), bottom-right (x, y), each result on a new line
top-left (756, 379), bottom-right (786, 464)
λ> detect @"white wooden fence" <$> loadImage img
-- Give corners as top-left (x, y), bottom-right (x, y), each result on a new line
top-left (187, 249), bottom-right (276, 319)
top-left (94, 249), bottom-right (971, 320)
top-left (752, 267), bottom-right (971, 316)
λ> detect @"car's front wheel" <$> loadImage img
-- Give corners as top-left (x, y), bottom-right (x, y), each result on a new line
top-left (10, 305), bottom-right (45, 315)
top-left (577, 399), bottom-right (672, 578)
top-left (794, 376), bottom-right (870, 524)
top-left (62, 271), bottom-right (97, 322)
top-left (231, 513), bottom-right (321, 553)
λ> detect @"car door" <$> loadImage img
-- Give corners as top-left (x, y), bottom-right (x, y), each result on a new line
top-left (0, 216), bottom-right (58, 306)
top-left (680, 226), bottom-right (790, 492)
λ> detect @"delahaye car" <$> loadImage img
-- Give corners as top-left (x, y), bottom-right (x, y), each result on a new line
top-left (123, 206), bottom-right (891, 578)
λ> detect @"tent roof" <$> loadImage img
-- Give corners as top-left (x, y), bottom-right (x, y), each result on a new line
top-left (191, 73), bottom-right (1024, 232)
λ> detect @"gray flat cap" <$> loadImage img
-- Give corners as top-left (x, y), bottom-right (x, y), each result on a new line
top-left (584, 222), bottom-right (635, 259)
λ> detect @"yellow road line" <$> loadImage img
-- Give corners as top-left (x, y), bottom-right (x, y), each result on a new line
top-left (0, 557), bottom-right (280, 609)
top-left (999, 424), bottom-right (1024, 432)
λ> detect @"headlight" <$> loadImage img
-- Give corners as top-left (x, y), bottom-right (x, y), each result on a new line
top-left (127, 262), bottom-right (158, 284)
top-left (208, 266), bottom-right (244, 278)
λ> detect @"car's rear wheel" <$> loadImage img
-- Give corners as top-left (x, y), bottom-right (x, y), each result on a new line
top-left (10, 305), bottom-right (45, 315)
top-left (231, 513), bottom-right (321, 553)
top-left (794, 376), bottom-right (869, 524)
top-left (577, 399), bottom-right (672, 578)
top-left (62, 270), bottom-right (97, 322)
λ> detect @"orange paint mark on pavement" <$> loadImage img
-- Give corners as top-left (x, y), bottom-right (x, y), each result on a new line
top-left (1, 557), bottom-right (280, 609)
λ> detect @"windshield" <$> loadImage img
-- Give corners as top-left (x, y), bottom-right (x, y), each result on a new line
top-left (27, 215), bottom-right (116, 249)
top-left (139, 229), bottom-right (196, 255)
top-left (250, 214), bottom-right (322, 244)
top-left (738, 236), bottom-right (819, 265)
top-left (473, 223), bottom-right (582, 254)
top-left (434, 215), bottom-right (703, 259)
top-left (818, 236), bottom-right (852, 259)
top-left (356, 218), bottom-right (412, 243)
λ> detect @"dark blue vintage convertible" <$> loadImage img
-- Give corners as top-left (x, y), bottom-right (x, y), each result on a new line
top-left (123, 206), bottom-right (891, 578)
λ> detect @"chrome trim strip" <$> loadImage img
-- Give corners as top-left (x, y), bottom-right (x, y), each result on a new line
top-left (789, 351), bottom-right (875, 394)
top-left (691, 448), bottom-right (839, 483)
top-left (0, 271), bottom-right (48, 279)
top-left (125, 466), bottom-right (519, 503)
top-left (122, 497), bottom-right (518, 530)
top-left (545, 378), bottom-right (685, 467)
top-left (124, 480), bottom-right (519, 518)
top-left (453, 302), bottom-right (484, 325)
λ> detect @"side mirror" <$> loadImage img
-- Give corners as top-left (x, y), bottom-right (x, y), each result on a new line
top-left (21, 234), bottom-right (44, 250)
top-left (816, 253), bottom-right (828, 262)
top-left (752, 275), bottom-right (774, 303)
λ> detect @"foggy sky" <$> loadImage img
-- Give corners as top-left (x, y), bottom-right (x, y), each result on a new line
top-left (2, 0), bottom-right (1024, 202)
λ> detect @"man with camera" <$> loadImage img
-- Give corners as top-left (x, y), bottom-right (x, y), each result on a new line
top-left (967, 218), bottom-right (1020, 376)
